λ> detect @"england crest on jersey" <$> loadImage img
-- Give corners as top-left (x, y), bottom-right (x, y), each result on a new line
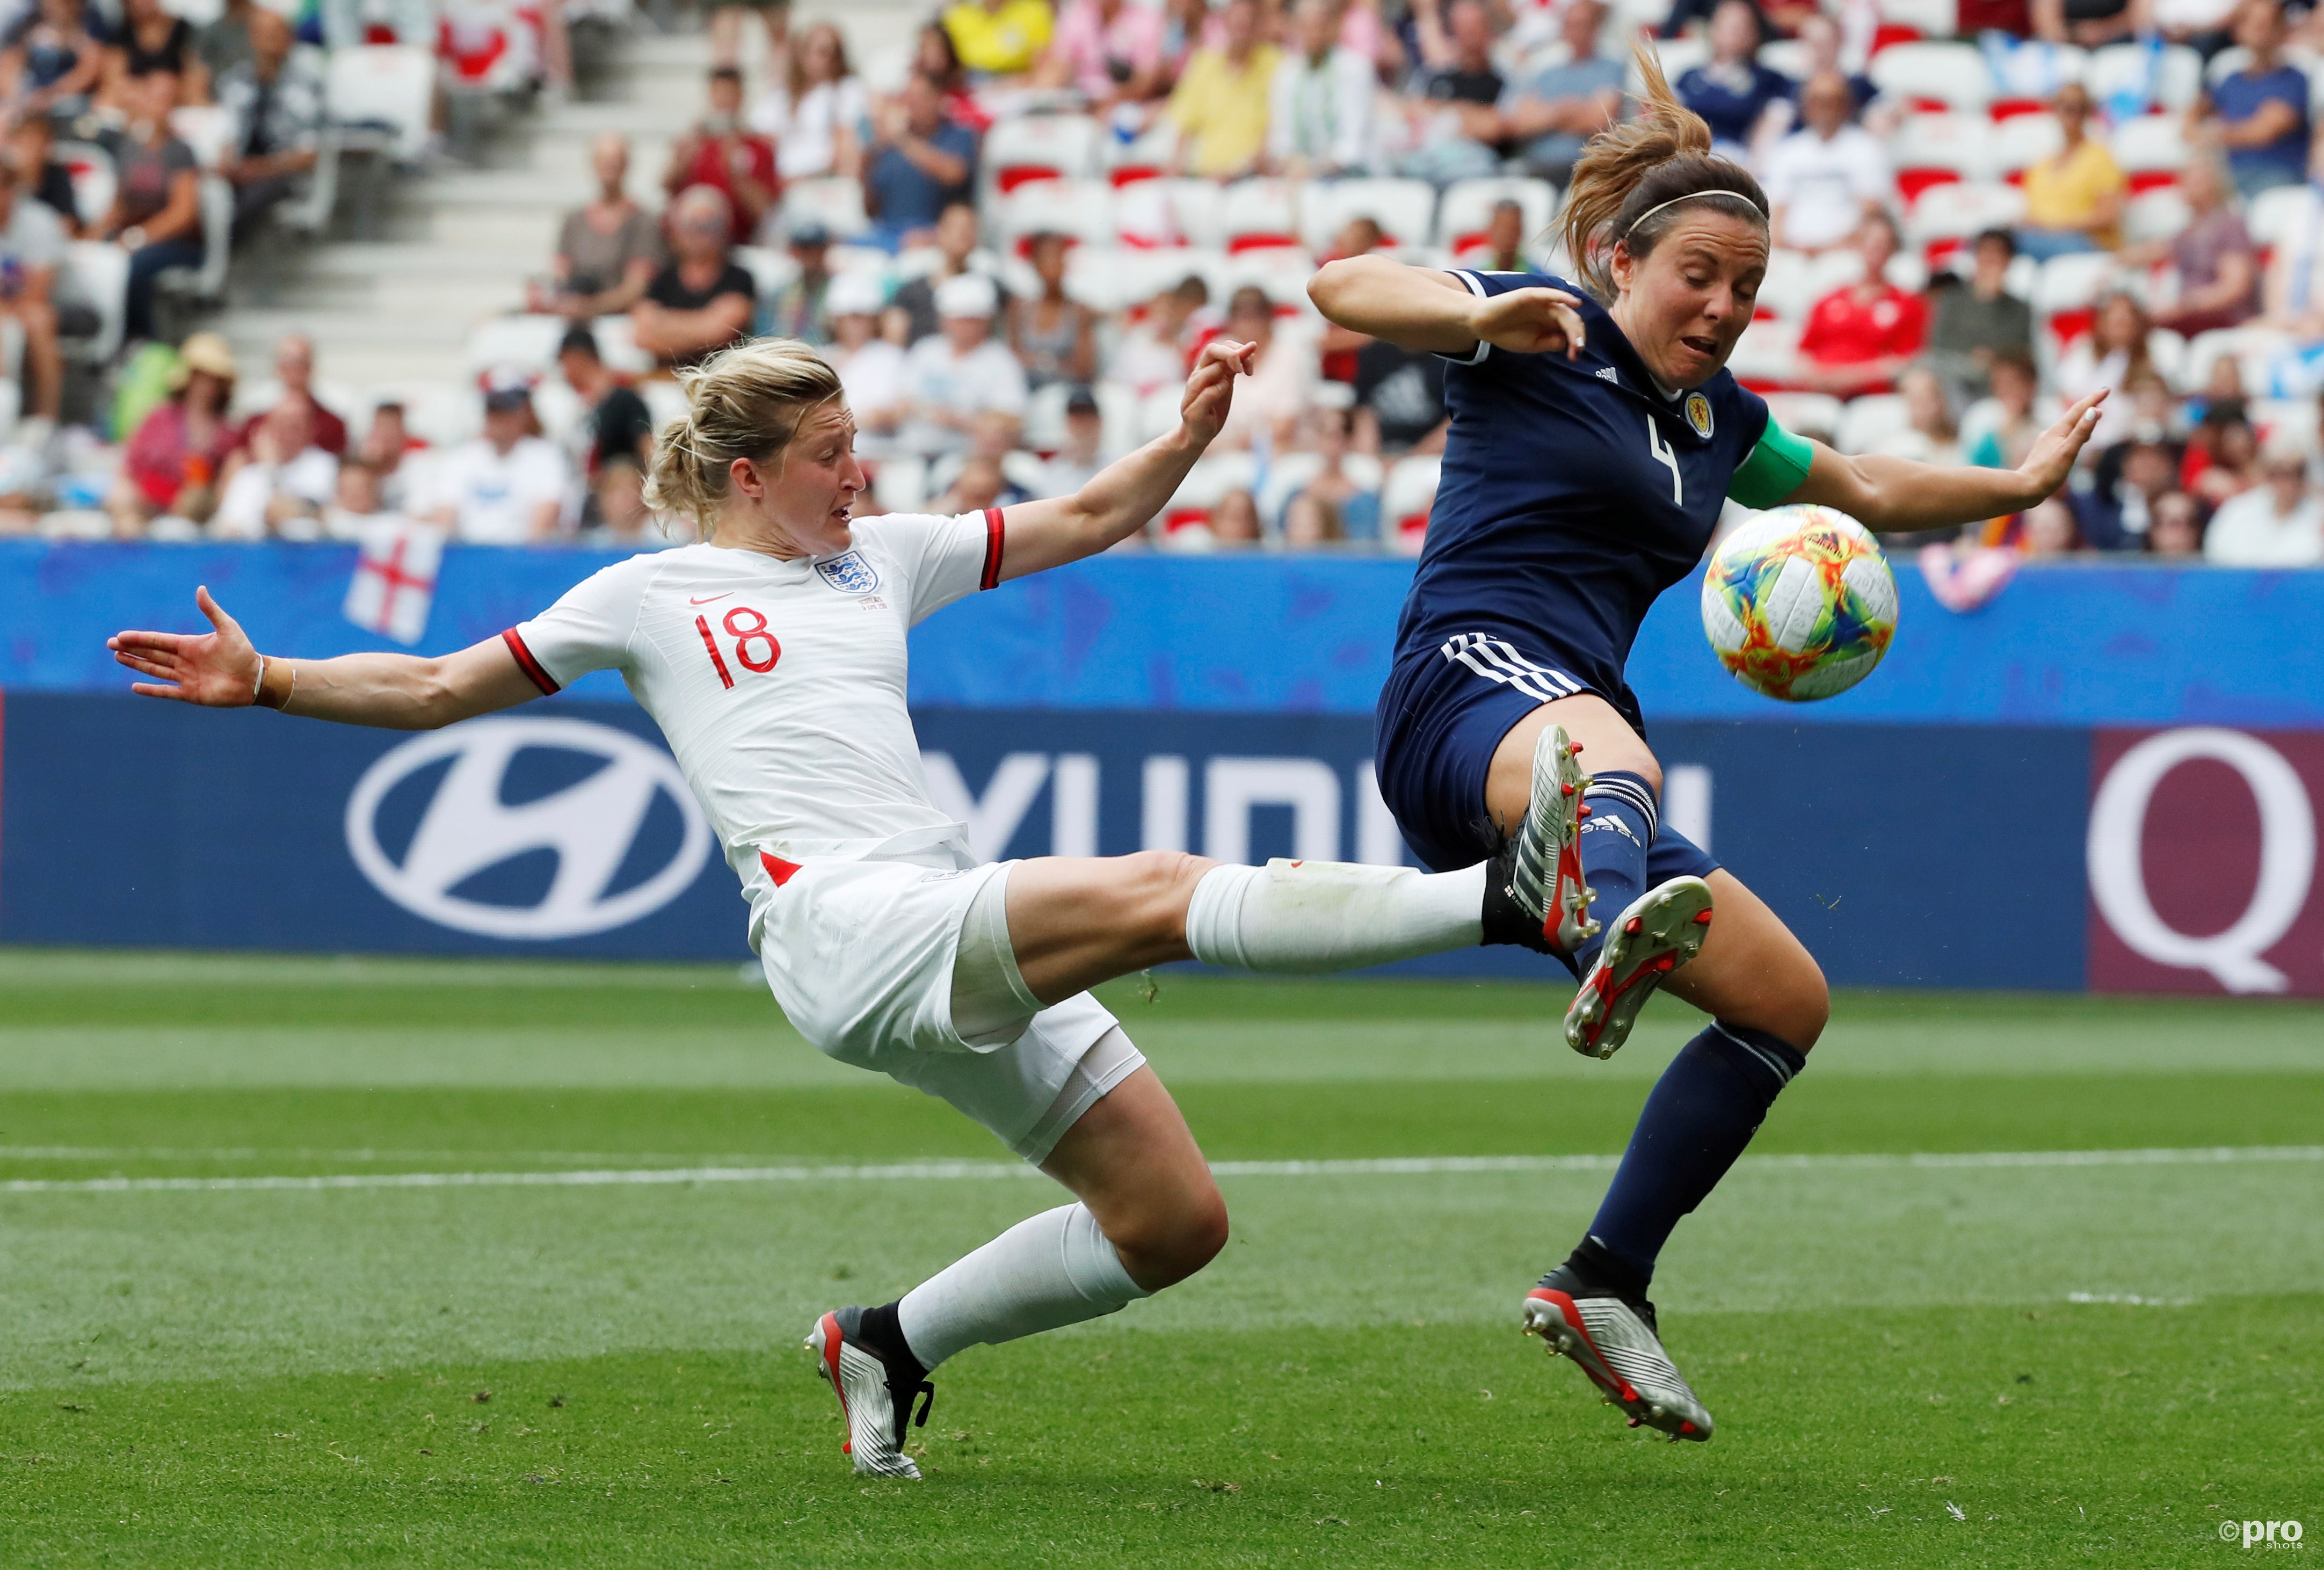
top-left (816, 550), bottom-right (881, 595)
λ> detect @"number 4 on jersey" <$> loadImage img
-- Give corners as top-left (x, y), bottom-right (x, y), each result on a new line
top-left (1645, 415), bottom-right (1682, 505)
top-left (696, 606), bottom-right (781, 689)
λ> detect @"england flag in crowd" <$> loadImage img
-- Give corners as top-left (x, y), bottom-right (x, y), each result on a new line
top-left (343, 519), bottom-right (444, 645)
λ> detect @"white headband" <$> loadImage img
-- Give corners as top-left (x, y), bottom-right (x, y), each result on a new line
top-left (1622, 188), bottom-right (1766, 238)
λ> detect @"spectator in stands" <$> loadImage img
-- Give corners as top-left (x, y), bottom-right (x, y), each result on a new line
top-left (1205, 489), bottom-right (1262, 546)
top-left (1677, 1), bottom-right (1792, 166)
top-left (2080, 433), bottom-right (2184, 548)
top-left (1897, 367), bottom-right (1963, 464)
top-left (889, 201), bottom-right (998, 343)
top-left (1215, 284), bottom-right (1309, 449)
top-left (899, 272), bottom-right (1027, 457)
top-left (1450, 199), bottom-right (1532, 270)
top-left (2055, 290), bottom-right (2154, 447)
top-left (750, 22), bottom-right (867, 182)
top-left (1499, 0), bottom-right (1624, 184)
top-left (98, 69), bottom-right (203, 345)
top-left (1779, 14), bottom-right (1878, 130)
top-left (531, 135), bottom-right (665, 321)
top-left (2124, 156), bottom-right (2258, 335)
top-left (2016, 83), bottom-right (2124, 258)
top-left (1010, 231), bottom-right (1095, 388)
top-left (1353, 329), bottom-right (1447, 453)
top-left (2154, 0), bottom-right (2245, 61)
top-left (9, 114), bottom-right (82, 236)
top-left (1, 0), bottom-right (104, 122)
top-left (0, 162), bottom-right (66, 431)
top-left (419, 375), bottom-right (570, 543)
top-left (358, 399), bottom-right (422, 511)
top-left (1284, 404), bottom-right (1379, 541)
top-left (322, 457), bottom-right (398, 539)
top-left (101, 0), bottom-right (205, 111)
top-left (2146, 490), bottom-right (2203, 554)
top-left (707, 0), bottom-right (788, 77)
top-left (2185, 399), bottom-right (2258, 506)
top-left (1036, 0), bottom-right (1164, 110)
top-left (212, 397), bottom-right (337, 540)
top-left (2262, 185), bottom-right (2324, 333)
top-left (1156, 0), bottom-right (1212, 90)
top-left (943, 0), bottom-right (1055, 79)
top-left (1166, 0), bottom-right (1280, 178)
top-left (865, 72), bottom-right (978, 250)
top-left (1111, 272), bottom-right (1207, 395)
top-left (825, 271), bottom-right (906, 452)
top-left (633, 186), bottom-right (757, 370)
top-left (583, 453), bottom-right (660, 546)
top-left (1967, 349), bottom-right (2043, 468)
top-left (761, 220), bottom-right (835, 343)
top-left (215, 5), bottom-right (324, 242)
top-left (663, 67), bottom-right (778, 245)
top-left (235, 334), bottom-right (348, 457)
top-left (2205, 433), bottom-right (2324, 562)
top-left (2198, 0), bottom-right (2311, 199)
top-left (193, 0), bottom-right (253, 85)
top-left (1763, 70), bottom-right (1891, 256)
top-left (911, 21), bottom-right (989, 130)
top-left (2018, 495), bottom-right (2085, 556)
top-left (1391, 0), bottom-right (1503, 185)
top-left (1926, 229), bottom-right (2034, 403)
top-left (556, 324), bottom-right (654, 482)
top-left (1796, 211), bottom-right (1927, 396)
top-left (1267, 0), bottom-right (1374, 177)
top-left (1032, 384), bottom-right (1106, 497)
top-left (935, 449), bottom-right (1023, 513)
top-left (111, 329), bottom-right (236, 531)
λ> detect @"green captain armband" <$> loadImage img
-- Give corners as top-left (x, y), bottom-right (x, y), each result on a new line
top-left (1726, 419), bottom-right (1817, 509)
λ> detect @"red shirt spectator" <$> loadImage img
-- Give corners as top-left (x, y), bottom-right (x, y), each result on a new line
top-left (663, 67), bottom-right (780, 244)
top-left (1796, 214), bottom-right (1929, 396)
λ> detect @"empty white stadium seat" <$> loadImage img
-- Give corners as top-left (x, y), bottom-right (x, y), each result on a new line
top-left (2083, 41), bottom-right (2204, 112)
top-left (326, 45), bottom-right (435, 162)
top-left (1759, 391), bottom-right (1845, 444)
top-left (780, 177), bottom-right (869, 241)
top-left (2123, 188), bottom-right (2191, 246)
top-left (998, 178), bottom-right (1115, 250)
top-left (1300, 178), bottom-right (1439, 251)
top-left (2181, 326), bottom-right (2291, 393)
top-left (1434, 176), bottom-right (1558, 251)
top-left (1988, 113), bottom-right (2064, 177)
top-left (2248, 398), bottom-right (2319, 451)
top-left (982, 114), bottom-right (1103, 193)
top-left (2204, 46), bottom-right (2252, 88)
top-left (1869, 43), bottom-right (1993, 112)
top-left (1835, 394), bottom-right (1913, 454)
top-left (2111, 113), bottom-right (2189, 176)
top-left (1381, 455), bottom-right (1441, 556)
top-left (2249, 183), bottom-right (2318, 250)
top-left (169, 105), bottom-right (235, 169)
top-left (1878, 0), bottom-right (1957, 39)
top-left (2032, 251), bottom-right (2120, 317)
top-left (53, 141), bottom-right (115, 230)
top-left (466, 314), bottom-right (570, 374)
top-left (1754, 249), bottom-right (1819, 321)
top-left (1632, 36), bottom-right (1708, 95)
top-left (1892, 112), bottom-right (1994, 189)
top-left (1905, 181), bottom-right (2025, 251)
top-left (1726, 315), bottom-right (1801, 386)
top-left (59, 241), bottom-right (127, 364)
top-left (1219, 179), bottom-right (1304, 252)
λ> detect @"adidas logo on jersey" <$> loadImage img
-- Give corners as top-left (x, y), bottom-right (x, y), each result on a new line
top-left (1595, 366), bottom-right (1618, 384)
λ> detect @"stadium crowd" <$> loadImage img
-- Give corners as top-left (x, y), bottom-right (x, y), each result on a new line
top-left (4, 0), bottom-right (2324, 563)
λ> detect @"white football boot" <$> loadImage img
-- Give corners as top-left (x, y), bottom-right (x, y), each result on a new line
top-left (1506, 725), bottom-right (1601, 956)
top-left (807, 1307), bottom-right (933, 1479)
top-left (1522, 1275), bottom-right (1715, 1442)
top-left (1563, 876), bottom-right (1715, 1060)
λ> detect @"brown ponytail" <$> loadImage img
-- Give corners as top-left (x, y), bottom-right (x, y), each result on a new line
top-left (1560, 38), bottom-right (1771, 302)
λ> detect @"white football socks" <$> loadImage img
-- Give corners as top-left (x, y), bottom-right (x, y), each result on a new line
top-left (896, 1202), bottom-right (1151, 1371)
top-left (1182, 859), bottom-right (1486, 972)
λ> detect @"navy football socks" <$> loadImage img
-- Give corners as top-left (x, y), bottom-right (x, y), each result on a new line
top-left (1575, 1022), bottom-right (1808, 1292)
top-left (1573, 770), bottom-right (1658, 969)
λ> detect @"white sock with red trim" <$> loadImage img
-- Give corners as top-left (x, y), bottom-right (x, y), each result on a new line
top-left (896, 1202), bottom-right (1149, 1370)
top-left (1183, 860), bottom-right (1486, 972)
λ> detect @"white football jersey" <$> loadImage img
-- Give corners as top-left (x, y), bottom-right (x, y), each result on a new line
top-left (506, 509), bottom-right (1006, 946)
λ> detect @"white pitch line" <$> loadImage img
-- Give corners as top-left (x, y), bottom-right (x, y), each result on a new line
top-left (0, 1146), bottom-right (2319, 1196)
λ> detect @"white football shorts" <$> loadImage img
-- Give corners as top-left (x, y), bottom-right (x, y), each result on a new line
top-left (756, 853), bottom-right (1138, 1162)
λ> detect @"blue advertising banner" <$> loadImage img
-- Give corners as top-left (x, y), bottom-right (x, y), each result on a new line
top-left (0, 691), bottom-right (2089, 990)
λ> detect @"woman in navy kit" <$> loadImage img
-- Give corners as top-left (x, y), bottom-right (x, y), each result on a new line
top-left (1311, 48), bottom-right (2104, 1441)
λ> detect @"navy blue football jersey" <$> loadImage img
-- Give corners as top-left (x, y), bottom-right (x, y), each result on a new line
top-left (1390, 270), bottom-right (1771, 713)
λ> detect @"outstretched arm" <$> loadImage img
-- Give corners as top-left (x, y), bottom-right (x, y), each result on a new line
top-left (1308, 254), bottom-right (1586, 359)
top-left (1781, 390), bottom-right (2106, 532)
top-left (993, 339), bottom-right (1256, 580)
top-left (108, 586), bottom-right (547, 729)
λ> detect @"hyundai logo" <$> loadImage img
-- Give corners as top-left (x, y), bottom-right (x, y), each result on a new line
top-left (344, 717), bottom-right (714, 940)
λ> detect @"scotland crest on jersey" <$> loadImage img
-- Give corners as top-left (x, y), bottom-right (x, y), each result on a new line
top-left (1684, 391), bottom-right (1715, 439)
top-left (816, 551), bottom-right (881, 594)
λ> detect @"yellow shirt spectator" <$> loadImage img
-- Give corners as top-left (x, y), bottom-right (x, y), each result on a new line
top-left (2021, 137), bottom-right (2125, 249)
top-left (1167, 42), bottom-right (1282, 178)
top-left (943, 0), bottom-right (1055, 76)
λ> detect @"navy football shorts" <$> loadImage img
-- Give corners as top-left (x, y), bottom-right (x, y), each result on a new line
top-left (1375, 630), bottom-right (1719, 888)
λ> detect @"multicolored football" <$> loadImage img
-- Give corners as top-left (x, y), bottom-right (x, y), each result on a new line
top-left (1700, 505), bottom-right (1899, 702)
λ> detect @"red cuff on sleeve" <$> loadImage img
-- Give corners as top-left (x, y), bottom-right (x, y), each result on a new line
top-left (980, 507), bottom-right (1005, 592)
top-left (502, 628), bottom-right (560, 695)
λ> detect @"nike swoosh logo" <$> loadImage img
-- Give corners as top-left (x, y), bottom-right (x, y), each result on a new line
top-left (689, 593), bottom-right (732, 605)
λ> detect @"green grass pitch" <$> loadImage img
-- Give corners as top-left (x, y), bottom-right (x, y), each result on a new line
top-left (1, 950), bottom-right (2319, 1567)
